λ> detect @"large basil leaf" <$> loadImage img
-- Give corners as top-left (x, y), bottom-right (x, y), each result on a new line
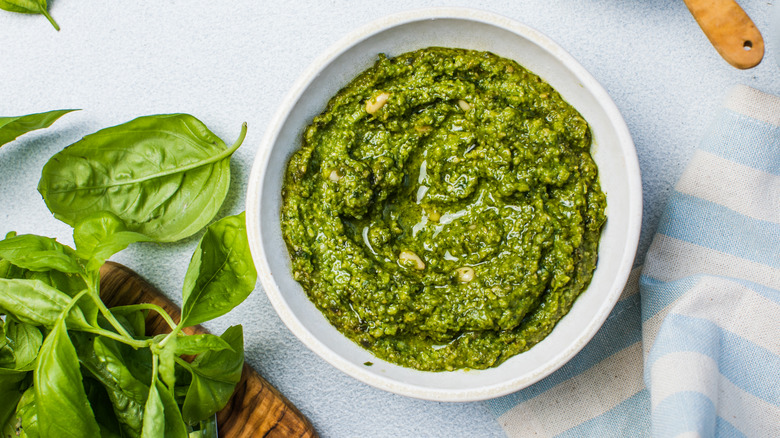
top-left (0, 109), bottom-right (73, 146)
top-left (38, 114), bottom-right (247, 242)
top-left (181, 325), bottom-right (243, 424)
top-left (0, 279), bottom-right (91, 329)
top-left (75, 334), bottom-right (150, 437)
top-left (0, 234), bottom-right (82, 274)
top-left (180, 213), bottom-right (256, 327)
top-left (73, 212), bottom-right (151, 271)
top-left (34, 312), bottom-right (101, 438)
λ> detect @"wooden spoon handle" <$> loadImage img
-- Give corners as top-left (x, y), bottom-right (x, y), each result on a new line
top-left (99, 261), bottom-right (317, 438)
top-left (683, 0), bottom-right (764, 69)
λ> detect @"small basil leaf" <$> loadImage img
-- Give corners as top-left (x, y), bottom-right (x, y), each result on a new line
top-left (181, 325), bottom-right (243, 424)
top-left (0, 319), bottom-right (9, 360)
top-left (0, 258), bottom-right (22, 279)
top-left (0, 109), bottom-right (73, 146)
top-left (174, 333), bottom-right (232, 356)
top-left (0, 348), bottom-right (14, 369)
top-left (156, 379), bottom-right (188, 438)
top-left (109, 307), bottom-right (147, 338)
top-left (34, 313), bottom-right (101, 438)
top-left (180, 213), bottom-right (257, 327)
top-left (141, 375), bottom-right (187, 438)
top-left (4, 319), bottom-right (43, 371)
top-left (158, 336), bottom-right (177, 391)
top-left (0, 279), bottom-right (91, 329)
top-left (39, 114), bottom-right (247, 242)
top-left (0, 234), bottom-right (82, 274)
top-left (141, 378), bottom-right (165, 438)
top-left (73, 211), bottom-right (151, 271)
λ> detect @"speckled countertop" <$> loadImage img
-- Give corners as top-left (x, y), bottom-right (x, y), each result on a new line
top-left (1, 1), bottom-right (778, 436)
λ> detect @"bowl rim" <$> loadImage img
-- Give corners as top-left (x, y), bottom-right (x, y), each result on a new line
top-left (246, 7), bottom-right (642, 401)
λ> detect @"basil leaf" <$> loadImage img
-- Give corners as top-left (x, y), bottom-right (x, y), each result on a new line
top-left (109, 306), bottom-right (147, 338)
top-left (181, 325), bottom-right (243, 424)
top-left (180, 213), bottom-right (257, 327)
top-left (0, 258), bottom-right (22, 279)
top-left (82, 377), bottom-right (124, 438)
top-left (0, 234), bottom-right (82, 274)
top-left (157, 335), bottom-right (178, 391)
top-left (34, 312), bottom-right (101, 438)
top-left (174, 333), bottom-right (232, 356)
top-left (18, 388), bottom-right (39, 438)
top-left (0, 279), bottom-right (91, 329)
top-left (0, 347), bottom-right (14, 369)
top-left (141, 378), bottom-right (165, 438)
top-left (7, 386), bottom-right (38, 438)
top-left (75, 334), bottom-right (150, 437)
top-left (0, 109), bottom-right (73, 146)
top-left (73, 212), bottom-right (151, 271)
top-left (0, 319), bottom-right (9, 363)
top-left (159, 381), bottom-right (188, 438)
top-left (142, 379), bottom-right (187, 438)
top-left (4, 319), bottom-right (43, 371)
top-left (38, 114), bottom-right (247, 242)
top-left (0, 264), bottom-right (97, 326)
top-left (0, 371), bottom-right (27, 430)
top-left (0, 0), bottom-right (59, 30)
top-left (1, 252), bottom-right (90, 302)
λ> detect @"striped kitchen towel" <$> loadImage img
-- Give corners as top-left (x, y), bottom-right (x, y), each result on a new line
top-left (487, 85), bottom-right (780, 437)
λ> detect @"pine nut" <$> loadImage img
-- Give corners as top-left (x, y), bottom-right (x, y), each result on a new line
top-left (366, 92), bottom-right (390, 114)
top-left (399, 250), bottom-right (425, 270)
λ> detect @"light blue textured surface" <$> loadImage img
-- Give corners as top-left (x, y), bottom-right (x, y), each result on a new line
top-left (1, 2), bottom-right (779, 437)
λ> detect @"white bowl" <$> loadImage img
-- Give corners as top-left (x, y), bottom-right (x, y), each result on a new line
top-left (246, 8), bottom-right (642, 402)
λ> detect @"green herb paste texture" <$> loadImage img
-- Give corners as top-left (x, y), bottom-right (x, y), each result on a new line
top-left (281, 47), bottom-right (607, 371)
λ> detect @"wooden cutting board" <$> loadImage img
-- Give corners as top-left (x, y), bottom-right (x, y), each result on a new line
top-left (99, 261), bottom-right (317, 438)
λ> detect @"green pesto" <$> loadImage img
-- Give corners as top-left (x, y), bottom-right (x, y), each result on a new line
top-left (281, 47), bottom-right (607, 371)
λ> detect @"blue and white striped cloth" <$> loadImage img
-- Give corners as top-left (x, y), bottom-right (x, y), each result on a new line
top-left (487, 85), bottom-right (780, 437)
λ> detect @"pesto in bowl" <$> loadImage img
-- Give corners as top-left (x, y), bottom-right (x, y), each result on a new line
top-left (280, 47), bottom-right (606, 371)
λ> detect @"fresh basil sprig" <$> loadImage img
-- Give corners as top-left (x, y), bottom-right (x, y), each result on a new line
top-left (1, 114), bottom-right (257, 437)
top-left (0, 0), bottom-right (59, 30)
top-left (39, 114), bottom-right (247, 242)
top-left (0, 109), bottom-right (76, 147)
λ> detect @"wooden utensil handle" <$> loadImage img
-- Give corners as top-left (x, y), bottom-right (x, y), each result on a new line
top-left (99, 261), bottom-right (317, 438)
top-left (683, 0), bottom-right (764, 69)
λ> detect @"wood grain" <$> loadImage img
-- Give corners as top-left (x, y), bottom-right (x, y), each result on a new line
top-left (683, 0), bottom-right (764, 69)
top-left (99, 261), bottom-right (317, 438)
